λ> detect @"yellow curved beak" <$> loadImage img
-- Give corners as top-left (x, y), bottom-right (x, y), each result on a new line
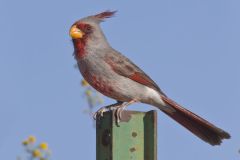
top-left (69, 25), bottom-right (84, 39)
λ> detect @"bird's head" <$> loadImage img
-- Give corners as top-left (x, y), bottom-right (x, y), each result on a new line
top-left (69, 11), bottom-right (116, 40)
top-left (70, 11), bottom-right (116, 59)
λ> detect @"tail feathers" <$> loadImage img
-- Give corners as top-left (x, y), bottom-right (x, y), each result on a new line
top-left (160, 96), bottom-right (230, 145)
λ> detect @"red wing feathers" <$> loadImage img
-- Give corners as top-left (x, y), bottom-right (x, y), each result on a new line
top-left (104, 51), bottom-right (166, 95)
top-left (130, 72), bottom-right (157, 88)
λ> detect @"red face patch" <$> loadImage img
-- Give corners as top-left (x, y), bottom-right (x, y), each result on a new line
top-left (76, 23), bottom-right (92, 35)
top-left (72, 23), bottom-right (92, 60)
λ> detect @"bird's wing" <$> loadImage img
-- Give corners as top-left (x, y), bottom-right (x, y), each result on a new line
top-left (104, 50), bottom-right (166, 96)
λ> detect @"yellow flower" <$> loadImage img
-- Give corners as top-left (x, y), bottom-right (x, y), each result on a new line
top-left (39, 142), bottom-right (48, 150)
top-left (22, 140), bottom-right (29, 146)
top-left (32, 149), bottom-right (41, 157)
top-left (85, 90), bottom-right (92, 96)
top-left (28, 135), bottom-right (36, 144)
top-left (81, 79), bottom-right (89, 86)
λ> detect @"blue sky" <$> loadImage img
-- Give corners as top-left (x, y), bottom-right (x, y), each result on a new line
top-left (0, 0), bottom-right (239, 159)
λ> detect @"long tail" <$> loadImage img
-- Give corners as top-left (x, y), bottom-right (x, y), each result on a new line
top-left (159, 95), bottom-right (230, 145)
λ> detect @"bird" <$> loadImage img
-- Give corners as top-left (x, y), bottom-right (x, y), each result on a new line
top-left (69, 11), bottom-right (230, 145)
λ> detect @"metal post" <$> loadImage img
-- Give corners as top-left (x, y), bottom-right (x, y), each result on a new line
top-left (96, 110), bottom-right (157, 160)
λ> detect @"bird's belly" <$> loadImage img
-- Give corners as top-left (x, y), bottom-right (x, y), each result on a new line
top-left (78, 59), bottom-right (150, 102)
top-left (78, 59), bottom-right (121, 99)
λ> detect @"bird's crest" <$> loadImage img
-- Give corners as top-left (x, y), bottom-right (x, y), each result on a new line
top-left (93, 10), bottom-right (117, 22)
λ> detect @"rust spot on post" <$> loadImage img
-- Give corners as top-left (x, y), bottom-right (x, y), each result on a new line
top-left (113, 110), bottom-right (141, 123)
top-left (132, 132), bottom-right (137, 138)
top-left (129, 147), bottom-right (136, 152)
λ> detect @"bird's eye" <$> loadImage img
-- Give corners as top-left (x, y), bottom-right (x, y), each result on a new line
top-left (84, 25), bottom-right (92, 33)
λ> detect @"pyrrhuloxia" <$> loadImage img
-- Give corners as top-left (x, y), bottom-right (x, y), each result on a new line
top-left (69, 11), bottom-right (230, 145)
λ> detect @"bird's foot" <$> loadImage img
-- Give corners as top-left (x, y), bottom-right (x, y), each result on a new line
top-left (93, 101), bottom-right (124, 120)
top-left (93, 107), bottom-right (109, 120)
top-left (115, 105), bottom-right (127, 124)
top-left (114, 99), bottom-right (138, 125)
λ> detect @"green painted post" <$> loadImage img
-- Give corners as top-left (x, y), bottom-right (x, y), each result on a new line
top-left (96, 110), bottom-right (157, 160)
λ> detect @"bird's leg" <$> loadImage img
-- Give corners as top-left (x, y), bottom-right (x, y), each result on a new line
top-left (93, 101), bottom-right (124, 120)
top-left (115, 99), bottom-right (138, 124)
